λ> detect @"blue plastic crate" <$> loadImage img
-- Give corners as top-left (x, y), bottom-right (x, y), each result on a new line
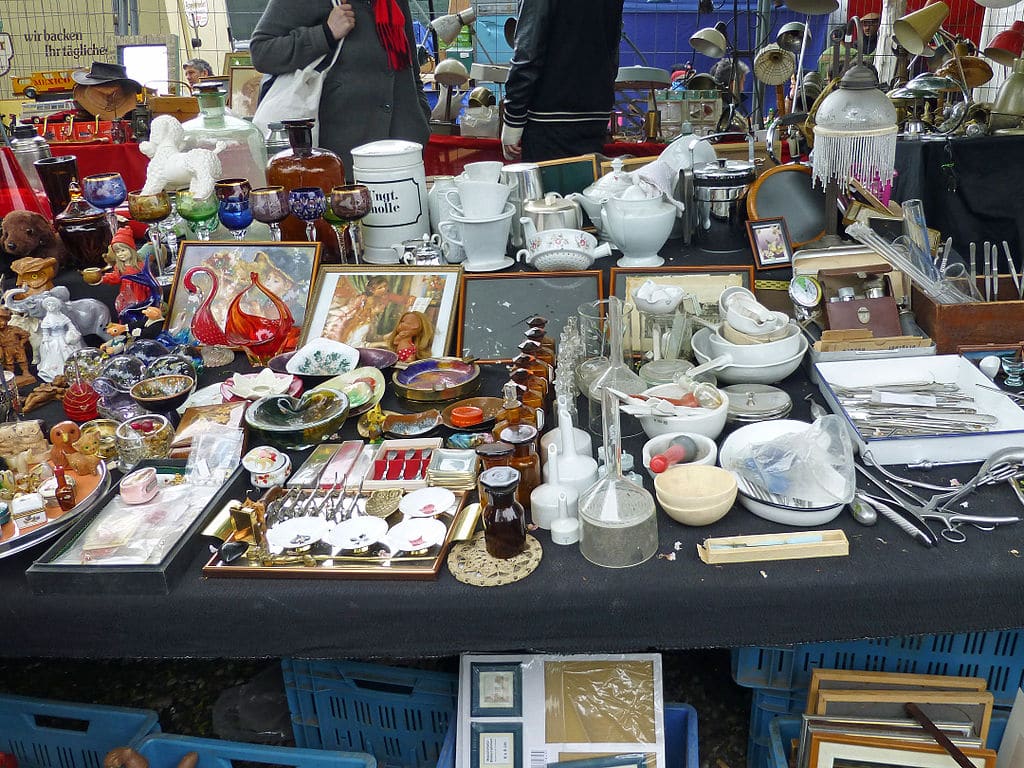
top-left (766, 711), bottom-right (1011, 768)
top-left (134, 734), bottom-right (375, 768)
top-left (731, 632), bottom-right (1024, 707)
top-left (0, 693), bottom-right (160, 768)
top-left (281, 659), bottom-right (458, 768)
top-left (747, 690), bottom-right (808, 768)
top-left (665, 702), bottom-right (700, 768)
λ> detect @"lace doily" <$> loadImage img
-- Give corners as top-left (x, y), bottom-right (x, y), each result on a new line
top-left (447, 532), bottom-right (542, 586)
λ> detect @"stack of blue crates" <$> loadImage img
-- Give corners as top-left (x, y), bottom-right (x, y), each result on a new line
top-left (732, 630), bottom-right (1024, 768)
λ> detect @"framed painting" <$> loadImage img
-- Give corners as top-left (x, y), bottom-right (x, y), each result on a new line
top-left (457, 271), bottom-right (603, 363)
top-left (747, 217), bottom-right (794, 270)
top-left (470, 723), bottom-right (523, 768)
top-left (300, 265), bottom-right (462, 358)
top-left (471, 661), bottom-right (523, 718)
top-left (807, 732), bottom-right (995, 768)
top-left (165, 241), bottom-right (322, 354)
top-left (227, 65), bottom-right (261, 118)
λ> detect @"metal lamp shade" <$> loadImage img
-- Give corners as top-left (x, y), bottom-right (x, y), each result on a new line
top-left (430, 8), bottom-right (477, 46)
top-left (985, 22), bottom-right (1024, 67)
top-left (991, 58), bottom-right (1024, 130)
top-left (776, 21), bottom-right (810, 53)
top-left (936, 55), bottom-right (994, 88)
top-left (690, 25), bottom-right (728, 58)
top-left (894, 3), bottom-right (950, 56)
top-left (784, 0), bottom-right (839, 16)
top-left (754, 44), bottom-right (796, 85)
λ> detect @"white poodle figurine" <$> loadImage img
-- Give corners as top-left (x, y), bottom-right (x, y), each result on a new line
top-left (139, 115), bottom-right (224, 200)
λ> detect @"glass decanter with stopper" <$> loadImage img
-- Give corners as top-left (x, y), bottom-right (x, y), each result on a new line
top-left (182, 81), bottom-right (268, 187)
top-left (577, 387), bottom-right (658, 568)
top-left (267, 118), bottom-right (345, 247)
top-left (479, 466), bottom-right (528, 559)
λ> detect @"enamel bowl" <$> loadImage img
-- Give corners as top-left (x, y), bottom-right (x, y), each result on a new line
top-left (692, 327), bottom-right (807, 385)
top-left (392, 358), bottom-right (481, 402)
top-left (637, 383), bottom-right (729, 440)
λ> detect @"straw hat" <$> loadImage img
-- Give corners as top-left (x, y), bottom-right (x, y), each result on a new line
top-left (72, 62), bottom-right (142, 119)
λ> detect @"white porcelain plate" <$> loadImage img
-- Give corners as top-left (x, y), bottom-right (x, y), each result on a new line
top-left (266, 516), bottom-right (327, 552)
top-left (399, 486), bottom-right (457, 518)
top-left (328, 516), bottom-right (389, 551)
top-left (387, 518), bottom-right (448, 552)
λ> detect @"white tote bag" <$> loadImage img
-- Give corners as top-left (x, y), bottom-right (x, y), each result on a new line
top-left (252, 0), bottom-right (344, 143)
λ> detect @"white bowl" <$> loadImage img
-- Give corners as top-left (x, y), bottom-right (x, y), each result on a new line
top-left (726, 306), bottom-right (792, 338)
top-left (692, 327), bottom-right (807, 385)
top-left (654, 464), bottom-right (737, 526)
top-left (706, 323), bottom-right (803, 365)
top-left (718, 286), bottom-right (757, 318)
top-left (642, 431), bottom-right (718, 479)
top-left (718, 420), bottom-right (844, 526)
top-left (637, 383), bottom-right (729, 440)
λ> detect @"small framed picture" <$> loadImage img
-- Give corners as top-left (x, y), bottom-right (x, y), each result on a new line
top-left (470, 722), bottom-right (523, 768)
top-left (228, 65), bottom-right (262, 118)
top-left (746, 217), bottom-right (794, 270)
top-left (471, 661), bottom-right (523, 717)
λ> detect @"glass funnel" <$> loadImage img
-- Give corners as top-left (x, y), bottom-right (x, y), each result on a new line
top-left (586, 296), bottom-right (645, 437)
top-left (578, 387), bottom-right (659, 568)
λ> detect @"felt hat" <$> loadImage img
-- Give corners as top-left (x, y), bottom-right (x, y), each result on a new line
top-left (71, 62), bottom-right (142, 91)
top-left (110, 226), bottom-right (136, 249)
top-left (73, 83), bottom-right (139, 119)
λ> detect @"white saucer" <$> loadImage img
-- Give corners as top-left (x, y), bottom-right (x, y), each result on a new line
top-left (465, 257), bottom-right (515, 272)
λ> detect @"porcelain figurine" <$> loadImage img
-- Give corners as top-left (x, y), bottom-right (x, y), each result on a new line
top-left (4, 285), bottom-right (111, 341)
top-left (0, 419), bottom-right (49, 467)
top-left (101, 226), bottom-right (143, 282)
top-left (37, 296), bottom-right (84, 383)
top-left (0, 307), bottom-right (35, 386)
top-left (139, 115), bottom-right (224, 200)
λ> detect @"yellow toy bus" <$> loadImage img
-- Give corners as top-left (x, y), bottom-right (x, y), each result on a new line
top-left (11, 70), bottom-right (76, 99)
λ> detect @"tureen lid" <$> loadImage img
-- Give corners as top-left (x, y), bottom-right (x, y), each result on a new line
top-left (693, 158), bottom-right (755, 184)
top-left (581, 157), bottom-right (634, 199)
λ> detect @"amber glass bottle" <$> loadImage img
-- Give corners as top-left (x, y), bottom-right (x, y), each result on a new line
top-left (498, 424), bottom-right (541, 513)
top-left (266, 119), bottom-right (345, 251)
top-left (479, 466), bottom-right (527, 559)
top-left (492, 381), bottom-right (538, 440)
top-left (518, 339), bottom-right (555, 370)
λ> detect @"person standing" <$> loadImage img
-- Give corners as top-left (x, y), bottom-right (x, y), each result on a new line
top-left (250, 0), bottom-right (430, 179)
top-left (501, 0), bottom-right (624, 162)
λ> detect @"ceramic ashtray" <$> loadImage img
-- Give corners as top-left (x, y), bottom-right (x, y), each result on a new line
top-left (286, 338), bottom-right (360, 377)
top-left (242, 445), bottom-right (292, 488)
top-left (399, 486), bottom-right (456, 518)
top-left (120, 467), bottom-right (160, 505)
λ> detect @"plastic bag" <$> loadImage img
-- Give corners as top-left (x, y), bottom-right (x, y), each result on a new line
top-left (251, 1), bottom-right (343, 143)
top-left (729, 415), bottom-right (855, 505)
top-left (460, 106), bottom-right (500, 138)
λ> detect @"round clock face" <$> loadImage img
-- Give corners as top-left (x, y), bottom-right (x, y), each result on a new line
top-left (789, 274), bottom-right (823, 308)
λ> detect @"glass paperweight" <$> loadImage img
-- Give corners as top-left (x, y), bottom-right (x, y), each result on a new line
top-left (577, 387), bottom-right (658, 568)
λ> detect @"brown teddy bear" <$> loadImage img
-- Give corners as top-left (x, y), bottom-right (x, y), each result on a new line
top-left (1, 210), bottom-right (67, 276)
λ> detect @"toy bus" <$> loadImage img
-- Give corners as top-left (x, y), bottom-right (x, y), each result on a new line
top-left (11, 70), bottom-right (76, 99)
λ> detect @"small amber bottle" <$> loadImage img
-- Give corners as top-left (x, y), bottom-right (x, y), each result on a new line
top-left (479, 466), bottom-right (527, 559)
top-left (475, 440), bottom-right (514, 501)
top-left (512, 351), bottom-right (553, 385)
top-left (499, 424), bottom-right (541, 514)
top-left (524, 325), bottom-right (556, 360)
top-left (509, 367), bottom-right (549, 407)
top-left (509, 379), bottom-right (545, 431)
top-left (492, 381), bottom-right (538, 440)
top-left (53, 466), bottom-right (76, 512)
top-left (518, 338), bottom-right (555, 370)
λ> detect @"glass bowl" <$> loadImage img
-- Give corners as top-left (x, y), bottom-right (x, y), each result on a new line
top-left (244, 389), bottom-right (351, 450)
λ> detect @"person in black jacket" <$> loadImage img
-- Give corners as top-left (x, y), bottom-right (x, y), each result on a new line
top-left (500, 0), bottom-right (624, 162)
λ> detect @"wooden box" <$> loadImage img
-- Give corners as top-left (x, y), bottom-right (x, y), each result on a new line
top-left (911, 278), bottom-right (1024, 354)
top-left (148, 95), bottom-right (199, 122)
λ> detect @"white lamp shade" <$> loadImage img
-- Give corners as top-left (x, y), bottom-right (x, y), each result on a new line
top-left (430, 8), bottom-right (477, 46)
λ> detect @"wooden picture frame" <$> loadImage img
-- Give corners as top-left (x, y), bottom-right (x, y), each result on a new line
top-left (806, 731), bottom-right (996, 768)
top-left (747, 217), bottom-right (794, 270)
top-left (223, 51), bottom-right (251, 72)
top-left (471, 661), bottom-right (523, 717)
top-left (535, 153), bottom-right (600, 196)
top-left (806, 669), bottom-right (989, 717)
top-left (227, 65), bottom-right (261, 118)
top-left (165, 241), bottom-right (322, 355)
top-left (457, 271), bottom-right (603, 363)
top-left (301, 265), bottom-right (462, 358)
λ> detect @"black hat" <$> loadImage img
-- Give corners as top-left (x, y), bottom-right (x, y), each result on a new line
top-left (71, 62), bottom-right (142, 92)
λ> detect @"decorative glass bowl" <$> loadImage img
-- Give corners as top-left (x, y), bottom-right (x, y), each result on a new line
top-left (114, 414), bottom-right (174, 471)
top-left (244, 389), bottom-right (351, 450)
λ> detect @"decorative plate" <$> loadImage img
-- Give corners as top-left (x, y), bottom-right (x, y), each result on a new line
top-left (265, 516), bottom-right (328, 553)
top-left (386, 518), bottom-right (447, 553)
top-left (384, 410), bottom-right (442, 438)
top-left (286, 339), bottom-right (360, 377)
top-left (440, 397), bottom-right (503, 431)
top-left (222, 369), bottom-right (301, 401)
top-left (315, 366), bottom-right (386, 416)
top-left (399, 487), bottom-right (457, 518)
top-left (327, 516), bottom-right (389, 551)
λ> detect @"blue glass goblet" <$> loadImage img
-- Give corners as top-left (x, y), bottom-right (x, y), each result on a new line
top-left (288, 187), bottom-right (327, 242)
top-left (218, 200), bottom-right (254, 241)
top-left (82, 172), bottom-right (127, 235)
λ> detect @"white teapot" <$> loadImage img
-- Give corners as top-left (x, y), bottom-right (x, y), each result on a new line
top-left (600, 185), bottom-right (677, 268)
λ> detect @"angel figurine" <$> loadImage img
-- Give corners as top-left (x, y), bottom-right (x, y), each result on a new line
top-left (36, 297), bottom-right (84, 383)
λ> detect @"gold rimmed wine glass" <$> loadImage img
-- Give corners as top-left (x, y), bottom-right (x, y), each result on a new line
top-left (329, 184), bottom-right (373, 263)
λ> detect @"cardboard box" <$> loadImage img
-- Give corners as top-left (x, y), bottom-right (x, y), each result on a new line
top-left (912, 280), bottom-right (1024, 354)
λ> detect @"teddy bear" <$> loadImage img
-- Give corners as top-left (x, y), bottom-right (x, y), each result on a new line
top-left (1, 210), bottom-right (67, 277)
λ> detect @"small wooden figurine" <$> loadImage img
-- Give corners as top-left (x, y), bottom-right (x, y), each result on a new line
top-left (22, 374), bottom-right (69, 412)
top-left (10, 256), bottom-right (59, 295)
top-left (0, 307), bottom-right (35, 386)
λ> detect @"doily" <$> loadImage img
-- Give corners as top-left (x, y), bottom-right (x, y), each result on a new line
top-left (447, 532), bottom-right (542, 586)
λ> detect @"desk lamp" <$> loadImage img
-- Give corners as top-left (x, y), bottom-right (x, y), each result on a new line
top-left (615, 66), bottom-right (672, 140)
top-left (430, 7), bottom-right (496, 66)
top-left (754, 44), bottom-right (796, 116)
top-left (690, 23), bottom-right (729, 59)
top-left (984, 22), bottom-right (1024, 67)
top-left (990, 58), bottom-right (1024, 131)
top-left (812, 18), bottom-right (897, 244)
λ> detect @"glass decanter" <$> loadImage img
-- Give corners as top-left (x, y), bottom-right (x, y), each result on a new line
top-left (267, 118), bottom-right (345, 246)
top-left (587, 295), bottom-right (645, 438)
top-left (577, 387), bottom-right (658, 568)
top-left (182, 81), bottom-right (268, 187)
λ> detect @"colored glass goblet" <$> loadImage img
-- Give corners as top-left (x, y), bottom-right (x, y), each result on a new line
top-left (250, 186), bottom-right (290, 241)
top-left (177, 189), bottom-right (219, 241)
top-left (126, 190), bottom-right (172, 284)
top-left (218, 200), bottom-right (254, 241)
top-left (288, 187), bottom-right (327, 242)
top-left (329, 184), bottom-right (372, 263)
top-left (82, 172), bottom-right (127, 235)
top-left (214, 177), bottom-right (252, 203)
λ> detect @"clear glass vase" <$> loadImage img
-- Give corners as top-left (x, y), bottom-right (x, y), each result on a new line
top-left (578, 387), bottom-right (658, 568)
top-left (183, 83), bottom-right (268, 187)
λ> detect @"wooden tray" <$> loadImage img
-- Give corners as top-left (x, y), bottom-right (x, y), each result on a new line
top-left (202, 487), bottom-right (475, 580)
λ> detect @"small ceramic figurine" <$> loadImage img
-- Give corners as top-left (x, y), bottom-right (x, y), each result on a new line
top-left (36, 296), bottom-right (84, 383)
top-left (0, 419), bottom-right (49, 467)
top-left (101, 226), bottom-right (143, 282)
top-left (387, 311), bottom-right (434, 364)
top-left (139, 115), bottom-right (224, 200)
top-left (49, 421), bottom-right (101, 475)
top-left (363, 402), bottom-right (387, 443)
top-left (0, 308), bottom-right (35, 386)
top-left (100, 322), bottom-right (141, 356)
top-left (10, 256), bottom-right (58, 295)
top-left (4, 285), bottom-right (111, 341)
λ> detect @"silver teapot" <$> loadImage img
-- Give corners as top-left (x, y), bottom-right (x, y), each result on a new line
top-left (390, 234), bottom-right (449, 266)
top-left (522, 192), bottom-right (584, 232)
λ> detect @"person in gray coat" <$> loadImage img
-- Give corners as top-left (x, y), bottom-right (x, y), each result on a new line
top-left (250, 0), bottom-right (430, 180)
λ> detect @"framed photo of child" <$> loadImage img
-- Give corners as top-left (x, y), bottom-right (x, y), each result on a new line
top-left (746, 217), bottom-right (794, 270)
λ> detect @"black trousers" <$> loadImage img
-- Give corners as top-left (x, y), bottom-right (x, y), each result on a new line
top-left (521, 121), bottom-right (608, 162)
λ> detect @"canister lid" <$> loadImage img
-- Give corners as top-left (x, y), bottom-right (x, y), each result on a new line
top-left (693, 158), bottom-right (755, 184)
top-left (351, 140), bottom-right (424, 169)
top-left (721, 384), bottom-right (793, 422)
top-left (479, 466), bottom-right (521, 492)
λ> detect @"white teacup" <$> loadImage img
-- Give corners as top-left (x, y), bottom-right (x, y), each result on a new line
top-left (437, 204), bottom-right (515, 271)
top-left (444, 180), bottom-right (512, 220)
top-left (461, 161), bottom-right (504, 183)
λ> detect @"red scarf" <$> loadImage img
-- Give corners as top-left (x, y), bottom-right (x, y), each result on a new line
top-left (374, 0), bottom-right (409, 71)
